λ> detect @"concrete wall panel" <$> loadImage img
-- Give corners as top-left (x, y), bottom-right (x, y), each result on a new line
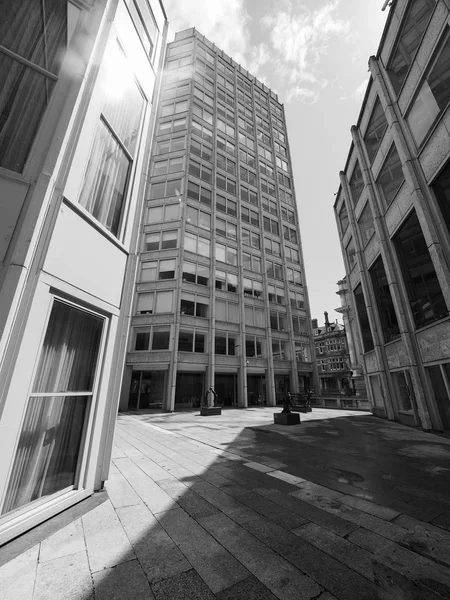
top-left (44, 203), bottom-right (127, 308)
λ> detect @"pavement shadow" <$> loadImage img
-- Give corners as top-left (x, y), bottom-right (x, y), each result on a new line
top-left (4, 408), bottom-right (450, 599)
top-left (87, 408), bottom-right (450, 600)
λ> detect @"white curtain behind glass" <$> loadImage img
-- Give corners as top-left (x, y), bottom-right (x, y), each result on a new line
top-left (78, 42), bottom-right (145, 235)
top-left (3, 301), bottom-right (103, 514)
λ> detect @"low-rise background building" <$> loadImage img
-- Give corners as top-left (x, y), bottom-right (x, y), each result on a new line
top-left (312, 313), bottom-right (353, 396)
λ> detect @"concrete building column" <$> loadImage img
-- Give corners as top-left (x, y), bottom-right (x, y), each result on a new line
top-left (339, 169), bottom-right (395, 420)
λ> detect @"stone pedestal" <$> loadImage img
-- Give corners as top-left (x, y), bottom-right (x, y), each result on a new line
top-left (274, 412), bottom-right (300, 425)
top-left (200, 407), bottom-right (222, 416)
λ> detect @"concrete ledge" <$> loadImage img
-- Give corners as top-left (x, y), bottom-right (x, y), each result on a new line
top-left (200, 407), bottom-right (222, 416)
top-left (274, 412), bottom-right (301, 425)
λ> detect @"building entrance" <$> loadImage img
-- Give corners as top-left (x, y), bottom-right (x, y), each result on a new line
top-left (215, 374), bottom-right (236, 406)
top-left (129, 371), bottom-right (166, 409)
top-left (247, 375), bottom-right (266, 405)
top-left (426, 365), bottom-right (450, 430)
top-left (274, 374), bottom-right (290, 404)
top-left (175, 373), bottom-right (204, 408)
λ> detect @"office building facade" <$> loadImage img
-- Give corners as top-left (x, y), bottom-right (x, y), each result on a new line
top-left (334, 0), bottom-right (450, 431)
top-left (0, 0), bottom-right (167, 544)
top-left (121, 28), bottom-right (317, 412)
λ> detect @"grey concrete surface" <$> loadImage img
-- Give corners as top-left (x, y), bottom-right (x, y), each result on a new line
top-left (1, 407), bottom-right (450, 599)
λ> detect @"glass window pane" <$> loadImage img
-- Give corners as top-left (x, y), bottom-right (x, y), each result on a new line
top-left (79, 120), bottom-right (130, 235)
top-left (148, 206), bottom-right (163, 223)
top-left (215, 336), bottom-right (227, 354)
top-left (432, 160), bottom-right (450, 235)
top-left (185, 232), bottom-right (197, 253)
top-left (145, 233), bottom-right (159, 250)
top-left (166, 179), bottom-right (182, 197)
top-left (364, 98), bottom-right (388, 162)
top-left (102, 46), bottom-right (144, 155)
top-left (194, 333), bottom-right (205, 353)
top-left (227, 247), bottom-right (237, 265)
top-left (228, 302), bottom-right (239, 323)
top-left (165, 203), bottom-right (180, 220)
top-left (426, 365), bottom-right (450, 429)
top-left (369, 256), bottom-right (400, 343)
top-left (3, 395), bottom-right (89, 514)
top-left (358, 202), bottom-right (375, 245)
top-left (198, 237), bottom-right (210, 256)
top-left (161, 230), bottom-right (177, 249)
top-left (354, 284), bottom-right (374, 352)
top-left (2, 299), bottom-right (103, 514)
top-left (135, 331), bottom-right (150, 350)
top-left (159, 259), bottom-right (175, 279)
top-left (197, 264), bottom-right (209, 285)
top-left (152, 328), bottom-right (170, 350)
top-left (215, 300), bottom-right (226, 320)
top-left (137, 293), bottom-right (154, 314)
top-left (178, 331), bottom-right (193, 352)
top-left (387, 0), bottom-right (437, 94)
top-left (394, 210), bottom-right (447, 328)
top-left (349, 162), bottom-right (364, 204)
top-left (155, 291), bottom-right (173, 313)
top-left (346, 238), bottom-right (356, 269)
top-left (32, 301), bottom-right (103, 393)
top-left (0, 55), bottom-right (56, 172)
top-left (141, 261), bottom-right (157, 281)
top-left (199, 211), bottom-right (210, 229)
top-left (377, 144), bottom-right (404, 207)
top-left (391, 371), bottom-right (412, 411)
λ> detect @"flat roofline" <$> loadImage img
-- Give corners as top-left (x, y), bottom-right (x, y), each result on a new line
top-left (172, 27), bottom-right (279, 103)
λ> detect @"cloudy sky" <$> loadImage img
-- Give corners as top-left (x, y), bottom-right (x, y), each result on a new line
top-left (163, 0), bottom-right (389, 325)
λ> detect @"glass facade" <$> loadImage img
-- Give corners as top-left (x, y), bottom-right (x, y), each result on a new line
top-left (394, 210), bottom-right (447, 329)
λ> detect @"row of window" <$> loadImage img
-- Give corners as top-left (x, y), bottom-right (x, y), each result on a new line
top-left (339, 141), bottom-right (405, 237)
top-left (317, 358), bottom-right (348, 371)
top-left (143, 220), bottom-right (300, 269)
top-left (353, 208), bottom-right (448, 350)
top-left (139, 255), bottom-right (303, 301)
top-left (134, 326), bottom-right (300, 359)
top-left (341, 4), bottom-right (447, 217)
top-left (135, 290), bottom-right (305, 326)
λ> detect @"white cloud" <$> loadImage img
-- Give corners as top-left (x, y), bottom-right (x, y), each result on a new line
top-left (339, 77), bottom-right (369, 101)
top-left (164, 0), bottom-right (252, 68)
top-left (261, 0), bottom-right (350, 101)
top-left (285, 87), bottom-right (319, 104)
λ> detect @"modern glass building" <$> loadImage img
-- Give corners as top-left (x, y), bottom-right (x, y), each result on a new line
top-left (334, 0), bottom-right (450, 431)
top-left (120, 28), bottom-right (317, 412)
top-left (0, 0), bottom-right (167, 544)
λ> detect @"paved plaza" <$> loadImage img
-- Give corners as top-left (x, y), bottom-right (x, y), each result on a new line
top-left (1, 407), bottom-right (450, 599)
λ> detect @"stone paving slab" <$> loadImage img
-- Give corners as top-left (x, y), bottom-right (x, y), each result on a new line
top-left (2, 407), bottom-right (450, 600)
top-left (93, 559), bottom-right (155, 600)
top-left (82, 499), bottom-right (135, 572)
top-left (156, 506), bottom-right (249, 593)
top-left (0, 544), bottom-right (39, 600)
top-left (293, 521), bottom-right (376, 581)
top-left (34, 549), bottom-right (93, 600)
top-left (116, 503), bottom-right (191, 584)
top-left (199, 512), bottom-right (323, 600)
